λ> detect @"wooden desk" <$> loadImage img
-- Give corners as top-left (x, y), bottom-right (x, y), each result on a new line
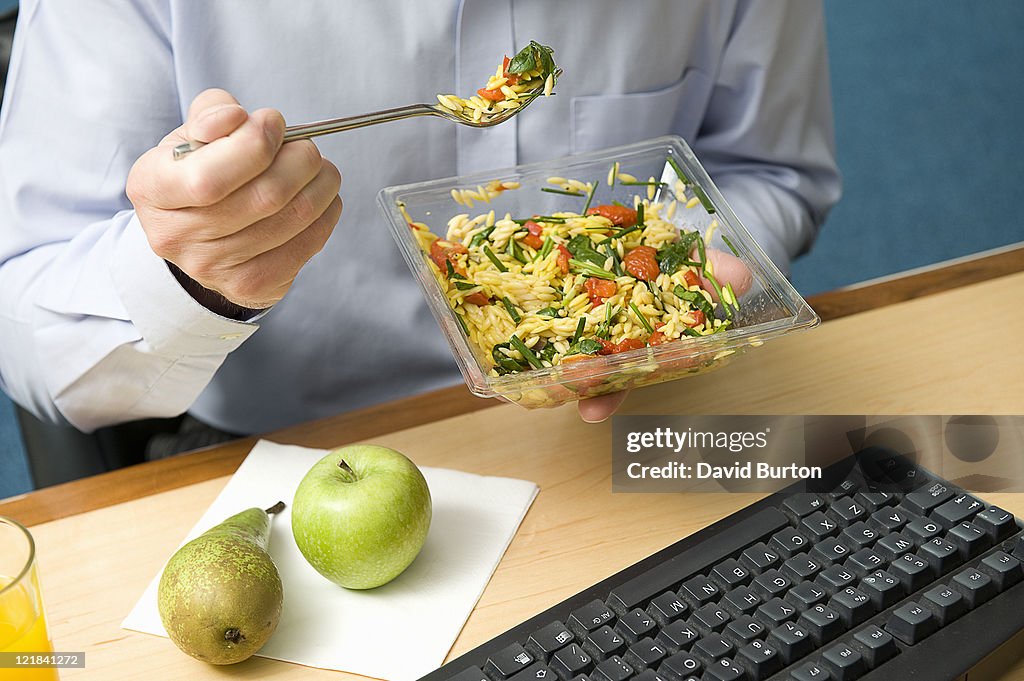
top-left (2, 245), bottom-right (1023, 680)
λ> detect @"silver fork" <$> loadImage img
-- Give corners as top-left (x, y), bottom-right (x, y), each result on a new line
top-left (172, 70), bottom-right (560, 160)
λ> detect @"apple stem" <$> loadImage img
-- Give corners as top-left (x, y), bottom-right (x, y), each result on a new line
top-left (224, 628), bottom-right (245, 644)
top-left (337, 459), bottom-right (359, 483)
top-left (265, 501), bottom-right (286, 515)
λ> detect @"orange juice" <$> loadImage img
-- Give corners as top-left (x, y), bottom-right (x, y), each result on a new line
top-left (0, 575), bottom-right (58, 680)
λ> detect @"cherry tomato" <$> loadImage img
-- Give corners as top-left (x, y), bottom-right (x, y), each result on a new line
top-left (521, 220), bottom-right (545, 250)
top-left (463, 291), bottom-right (490, 306)
top-left (596, 339), bottom-right (617, 356)
top-left (556, 244), bottom-right (571, 274)
top-left (623, 245), bottom-right (659, 282)
top-left (430, 239), bottom-right (469, 276)
top-left (613, 338), bottom-right (646, 354)
top-left (685, 309), bottom-right (706, 327)
top-left (586, 204), bottom-right (637, 228)
top-left (502, 56), bottom-right (520, 85)
top-left (477, 87), bottom-right (505, 102)
top-left (648, 329), bottom-right (670, 346)
top-left (584, 277), bottom-right (617, 306)
top-left (683, 269), bottom-right (700, 289)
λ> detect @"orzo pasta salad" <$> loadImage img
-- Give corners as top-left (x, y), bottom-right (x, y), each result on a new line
top-left (402, 170), bottom-right (741, 378)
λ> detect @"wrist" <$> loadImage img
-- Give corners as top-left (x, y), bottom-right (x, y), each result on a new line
top-left (165, 261), bottom-right (267, 322)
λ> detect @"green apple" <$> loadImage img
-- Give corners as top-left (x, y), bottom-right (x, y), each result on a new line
top-left (291, 445), bottom-right (432, 589)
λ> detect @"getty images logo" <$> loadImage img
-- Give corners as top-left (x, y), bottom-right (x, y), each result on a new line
top-left (624, 426), bottom-right (771, 454)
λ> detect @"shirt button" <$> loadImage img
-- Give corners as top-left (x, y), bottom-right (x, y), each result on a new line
top-left (219, 333), bottom-right (243, 341)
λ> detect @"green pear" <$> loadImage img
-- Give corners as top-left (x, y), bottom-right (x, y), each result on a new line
top-left (157, 502), bottom-right (285, 665)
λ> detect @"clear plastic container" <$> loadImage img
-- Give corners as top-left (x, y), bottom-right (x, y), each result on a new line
top-left (378, 135), bottom-right (819, 408)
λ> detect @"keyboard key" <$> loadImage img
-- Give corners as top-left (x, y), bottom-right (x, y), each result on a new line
top-left (710, 559), bottom-right (751, 590)
top-left (798, 604), bottom-right (845, 646)
top-left (633, 671), bottom-right (673, 681)
top-left (811, 538), bottom-right (851, 565)
top-left (549, 643), bottom-right (593, 680)
top-left (526, 621), bottom-right (575, 661)
top-left (781, 494), bottom-right (826, 522)
top-left (918, 537), bottom-right (961, 574)
top-left (859, 570), bottom-right (904, 609)
top-left (605, 509), bottom-right (788, 614)
top-left (691, 634), bottom-right (733, 664)
top-left (829, 479), bottom-right (862, 500)
top-left (816, 564), bottom-right (857, 594)
top-left (827, 497), bottom-right (868, 526)
top-left (766, 621), bottom-right (815, 664)
top-left (821, 641), bottom-right (867, 681)
top-left (657, 650), bottom-right (702, 680)
top-left (568, 600), bottom-right (615, 639)
top-left (736, 638), bottom-right (782, 680)
top-left (852, 624), bottom-right (899, 668)
top-left (885, 602), bottom-right (938, 645)
top-left (702, 658), bottom-right (743, 681)
top-left (952, 567), bottom-right (997, 608)
top-left (770, 527), bottom-right (811, 558)
top-left (754, 597), bottom-right (798, 629)
top-left (801, 511), bottom-right (840, 541)
top-left (484, 643), bottom-right (535, 680)
top-left (890, 553), bottom-right (933, 591)
top-left (791, 660), bottom-right (833, 681)
top-left (678, 575), bottom-right (719, 608)
top-left (615, 608), bottom-right (655, 644)
top-left (855, 491), bottom-right (896, 512)
top-left (721, 586), bottom-right (761, 617)
top-left (647, 591), bottom-right (689, 627)
top-left (691, 603), bottom-right (731, 634)
top-left (904, 481), bottom-right (955, 515)
top-left (868, 507), bottom-right (911, 533)
top-left (508, 664), bottom-right (556, 681)
top-left (874, 532), bottom-right (914, 560)
top-left (724, 615), bottom-right (766, 646)
top-left (980, 551), bottom-right (1024, 590)
top-left (782, 554), bottom-right (823, 582)
top-left (590, 656), bottom-right (633, 681)
top-left (583, 626), bottom-right (627, 661)
top-left (752, 569), bottom-right (791, 599)
top-left (623, 637), bottom-right (667, 673)
top-left (905, 517), bottom-right (943, 546)
top-left (447, 666), bottom-right (489, 681)
top-left (845, 548), bottom-right (885, 577)
top-left (947, 521), bottom-right (991, 559)
top-left (932, 493), bottom-right (985, 528)
top-left (740, 543), bottom-right (782, 574)
top-left (829, 587), bottom-right (875, 627)
top-left (654, 619), bottom-right (700, 653)
top-left (786, 581), bottom-right (829, 609)
top-left (840, 522), bottom-right (879, 551)
top-left (974, 507), bottom-right (1018, 541)
top-left (1015, 536), bottom-right (1024, 561)
top-left (921, 584), bottom-right (967, 626)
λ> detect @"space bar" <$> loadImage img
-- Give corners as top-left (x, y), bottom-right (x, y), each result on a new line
top-left (606, 507), bottom-right (788, 613)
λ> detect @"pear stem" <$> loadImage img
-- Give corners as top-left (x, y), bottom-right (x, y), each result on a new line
top-left (265, 501), bottom-right (286, 515)
top-left (337, 459), bottom-right (358, 483)
top-left (224, 628), bottom-right (245, 644)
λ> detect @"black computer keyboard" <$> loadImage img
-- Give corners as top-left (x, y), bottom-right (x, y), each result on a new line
top-left (418, 451), bottom-right (1024, 681)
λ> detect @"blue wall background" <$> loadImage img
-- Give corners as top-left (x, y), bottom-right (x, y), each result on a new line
top-left (2, 0), bottom-right (1024, 498)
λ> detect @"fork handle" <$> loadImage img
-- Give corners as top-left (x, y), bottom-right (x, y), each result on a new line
top-left (172, 103), bottom-right (439, 160)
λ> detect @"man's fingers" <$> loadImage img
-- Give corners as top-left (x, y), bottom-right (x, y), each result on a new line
top-left (702, 248), bottom-right (753, 300)
top-left (578, 390), bottom-right (630, 424)
top-left (186, 88), bottom-right (241, 121)
top-left (183, 103), bottom-right (248, 144)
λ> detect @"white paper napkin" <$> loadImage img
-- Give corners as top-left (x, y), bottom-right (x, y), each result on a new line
top-left (122, 440), bottom-right (539, 681)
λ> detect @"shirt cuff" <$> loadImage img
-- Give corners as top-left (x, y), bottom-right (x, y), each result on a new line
top-left (113, 213), bottom-right (260, 356)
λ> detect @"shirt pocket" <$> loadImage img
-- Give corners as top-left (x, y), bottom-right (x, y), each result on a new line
top-left (570, 68), bottom-right (713, 155)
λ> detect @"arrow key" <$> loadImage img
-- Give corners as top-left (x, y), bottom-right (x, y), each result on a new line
top-left (507, 664), bottom-right (557, 681)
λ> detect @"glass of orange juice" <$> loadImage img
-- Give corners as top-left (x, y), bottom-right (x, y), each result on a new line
top-left (0, 516), bottom-right (59, 680)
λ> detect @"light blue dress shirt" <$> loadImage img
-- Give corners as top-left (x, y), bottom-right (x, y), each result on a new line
top-left (0, 0), bottom-right (840, 434)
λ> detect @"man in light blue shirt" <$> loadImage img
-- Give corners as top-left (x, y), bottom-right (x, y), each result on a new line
top-left (0, 1), bottom-right (840, 439)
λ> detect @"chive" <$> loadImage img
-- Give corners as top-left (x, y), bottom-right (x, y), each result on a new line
top-left (509, 334), bottom-right (543, 370)
top-left (538, 236), bottom-right (555, 260)
top-left (603, 243), bottom-right (623, 277)
top-left (721, 233), bottom-right (740, 257)
top-left (469, 226), bottom-right (495, 247)
top-left (630, 302), bottom-right (655, 334)
top-left (726, 282), bottom-right (740, 311)
top-left (507, 235), bottom-right (528, 264)
top-left (582, 179), bottom-right (599, 214)
top-left (682, 327), bottom-right (702, 337)
top-left (513, 215), bottom-right (567, 224)
top-left (501, 297), bottom-right (521, 323)
top-left (673, 285), bottom-right (715, 321)
top-left (571, 316), bottom-right (586, 344)
top-left (636, 203), bottom-right (645, 228)
top-left (454, 280), bottom-right (479, 291)
top-left (696, 233), bottom-right (707, 274)
top-left (620, 180), bottom-right (668, 188)
top-left (541, 187), bottom-right (585, 197)
top-left (598, 224), bottom-right (641, 245)
top-left (483, 245), bottom-right (507, 272)
top-left (691, 184), bottom-right (716, 214)
top-left (703, 272), bottom-right (733, 321)
top-left (569, 258), bottom-right (617, 280)
top-left (667, 155), bottom-right (692, 185)
top-left (454, 312), bottom-right (469, 336)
